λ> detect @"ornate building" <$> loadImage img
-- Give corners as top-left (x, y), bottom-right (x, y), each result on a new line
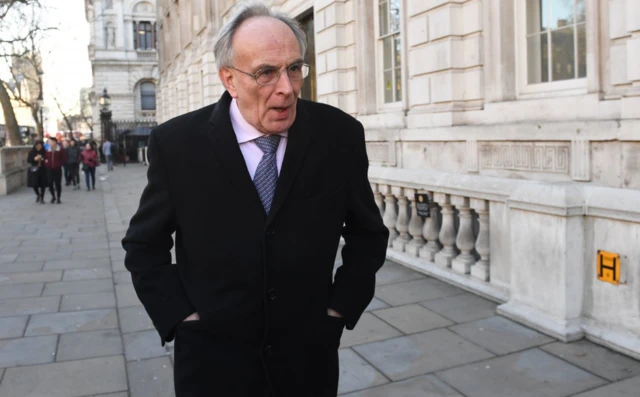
top-left (155, 0), bottom-right (640, 361)
top-left (84, 0), bottom-right (159, 143)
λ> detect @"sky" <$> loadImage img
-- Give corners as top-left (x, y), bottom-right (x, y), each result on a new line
top-left (39, 0), bottom-right (92, 128)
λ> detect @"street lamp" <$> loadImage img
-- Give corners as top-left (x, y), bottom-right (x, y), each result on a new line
top-left (99, 88), bottom-right (113, 161)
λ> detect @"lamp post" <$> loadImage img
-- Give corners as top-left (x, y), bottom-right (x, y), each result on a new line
top-left (99, 88), bottom-right (112, 162)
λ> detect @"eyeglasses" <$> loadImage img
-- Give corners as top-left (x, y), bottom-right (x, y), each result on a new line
top-left (229, 63), bottom-right (309, 86)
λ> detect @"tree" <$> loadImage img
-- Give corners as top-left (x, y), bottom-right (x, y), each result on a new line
top-left (54, 96), bottom-right (73, 133)
top-left (7, 43), bottom-right (44, 139)
top-left (79, 88), bottom-right (93, 132)
top-left (0, 0), bottom-right (48, 146)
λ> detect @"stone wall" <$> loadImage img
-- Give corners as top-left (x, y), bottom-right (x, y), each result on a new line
top-left (0, 147), bottom-right (31, 195)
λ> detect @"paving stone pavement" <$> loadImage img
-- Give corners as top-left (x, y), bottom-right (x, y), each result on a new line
top-left (1, 164), bottom-right (640, 397)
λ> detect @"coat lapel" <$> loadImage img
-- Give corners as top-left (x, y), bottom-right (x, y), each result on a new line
top-left (266, 101), bottom-right (312, 227)
top-left (207, 92), bottom-right (266, 219)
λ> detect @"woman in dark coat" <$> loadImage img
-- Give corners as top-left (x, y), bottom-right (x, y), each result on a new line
top-left (27, 140), bottom-right (47, 203)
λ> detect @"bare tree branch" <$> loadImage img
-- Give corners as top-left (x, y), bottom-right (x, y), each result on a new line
top-left (54, 96), bottom-right (74, 133)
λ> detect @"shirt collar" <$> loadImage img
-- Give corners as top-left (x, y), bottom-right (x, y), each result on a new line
top-left (229, 98), bottom-right (288, 144)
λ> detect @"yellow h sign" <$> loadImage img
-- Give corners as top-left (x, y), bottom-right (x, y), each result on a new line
top-left (597, 250), bottom-right (620, 285)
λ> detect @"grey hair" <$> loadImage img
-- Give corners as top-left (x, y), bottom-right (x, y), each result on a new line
top-left (213, 1), bottom-right (307, 69)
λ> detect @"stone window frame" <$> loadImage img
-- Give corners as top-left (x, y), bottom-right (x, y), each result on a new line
top-left (135, 79), bottom-right (157, 118)
top-left (374, 0), bottom-right (406, 111)
top-left (515, 0), bottom-right (590, 97)
top-left (134, 21), bottom-right (154, 50)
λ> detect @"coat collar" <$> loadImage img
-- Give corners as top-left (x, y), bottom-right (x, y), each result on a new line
top-left (207, 91), bottom-right (312, 226)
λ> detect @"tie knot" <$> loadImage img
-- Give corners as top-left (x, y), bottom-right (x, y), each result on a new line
top-left (254, 134), bottom-right (281, 154)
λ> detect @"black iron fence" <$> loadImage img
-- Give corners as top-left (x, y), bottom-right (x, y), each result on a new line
top-left (107, 119), bottom-right (156, 164)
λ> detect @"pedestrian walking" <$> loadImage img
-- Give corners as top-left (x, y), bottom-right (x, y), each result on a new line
top-left (102, 139), bottom-right (113, 171)
top-left (122, 4), bottom-right (388, 397)
top-left (66, 139), bottom-right (81, 190)
top-left (27, 140), bottom-right (47, 204)
top-left (61, 139), bottom-right (71, 186)
top-left (80, 143), bottom-right (99, 191)
top-left (43, 137), bottom-right (67, 204)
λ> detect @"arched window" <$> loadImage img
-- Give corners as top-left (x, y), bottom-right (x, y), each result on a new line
top-left (140, 82), bottom-right (156, 110)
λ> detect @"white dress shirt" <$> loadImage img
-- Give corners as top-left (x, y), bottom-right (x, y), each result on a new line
top-left (229, 98), bottom-right (288, 180)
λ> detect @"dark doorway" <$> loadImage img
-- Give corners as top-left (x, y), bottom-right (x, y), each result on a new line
top-left (298, 10), bottom-right (316, 102)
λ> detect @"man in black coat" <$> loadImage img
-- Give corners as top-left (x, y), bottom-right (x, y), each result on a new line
top-left (121, 3), bottom-right (388, 397)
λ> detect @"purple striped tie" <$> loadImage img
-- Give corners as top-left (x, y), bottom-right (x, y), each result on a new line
top-left (253, 135), bottom-right (281, 214)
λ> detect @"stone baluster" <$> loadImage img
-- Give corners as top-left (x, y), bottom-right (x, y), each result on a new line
top-left (392, 187), bottom-right (411, 252)
top-left (434, 193), bottom-right (458, 268)
top-left (405, 189), bottom-right (425, 256)
top-left (371, 183), bottom-right (384, 218)
top-left (451, 196), bottom-right (476, 274)
top-left (419, 191), bottom-right (441, 261)
top-left (471, 199), bottom-right (490, 281)
top-left (380, 184), bottom-right (398, 247)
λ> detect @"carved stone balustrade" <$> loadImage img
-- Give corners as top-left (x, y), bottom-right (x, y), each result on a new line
top-left (371, 183), bottom-right (384, 218)
top-left (367, 165), bottom-right (640, 362)
top-left (434, 193), bottom-right (458, 268)
top-left (406, 188), bottom-right (425, 256)
top-left (392, 187), bottom-right (411, 252)
top-left (419, 191), bottom-right (441, 261)
top-left (451, 196), bottom-right (476, 274)
top-left (380, 184), bottom-right (398, 247)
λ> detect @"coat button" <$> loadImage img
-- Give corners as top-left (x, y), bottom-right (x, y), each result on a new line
top-left (264, 345), bottom-right (273, 356)
top-left (268, 289), bottom-right (277, 300)
top-left (266, 229), bottom-right (275, 236)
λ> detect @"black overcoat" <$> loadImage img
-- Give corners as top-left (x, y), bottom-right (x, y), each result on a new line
top-left (27, 148), bottom-right (47, 188)
top-left (122, 92), bottom-right (388, 397)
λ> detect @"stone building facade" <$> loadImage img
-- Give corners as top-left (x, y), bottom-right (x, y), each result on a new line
top-left (84, 0), bottom-right (160, 142)
top-left (156, 1), bottom-right (640, 359)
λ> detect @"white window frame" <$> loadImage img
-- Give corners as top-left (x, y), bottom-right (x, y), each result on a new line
top-left (515, 0), bottom-right (587, 97)
top-left (374, 0), bottom-right (405, 112)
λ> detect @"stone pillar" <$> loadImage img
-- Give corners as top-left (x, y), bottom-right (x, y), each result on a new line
top-left (498, 183), bottom-right (585, 342)
top-left (406, 188), bottom-right (425, 256)
top-left (371, 183), bottom-right (384, 218)
top-left (471, 198), bottom-right (490, 281)
top-left (434, 193), bottom-right (458, 268)
top-left (419, 191), bottom-right (441, 261)
top-left (621, 0), bottom-right (640, 118)
top-left (392, 187), bottom-right (411, 252)
top-left (187, 63), bottom-right (200, 112)
top-left (314, 0), bottom-right (358, 115)
top-left (381, 184), bottom-right (398, 247)
top-left (451, 196), bottom-right (476, 274)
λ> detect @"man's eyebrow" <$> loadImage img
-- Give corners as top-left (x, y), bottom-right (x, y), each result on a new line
top-left (254, 59), bottom-right (305, 71)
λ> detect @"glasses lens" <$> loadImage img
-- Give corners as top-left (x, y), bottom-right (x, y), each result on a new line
top-left (287, 64), bottom-right (309, 81)
top-left (256, 69), bottom-right (279, 85)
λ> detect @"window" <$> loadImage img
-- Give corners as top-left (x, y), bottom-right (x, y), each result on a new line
top-left (135, 21), bottom-right (154, 50)
top-left (140, 82), bottom-right (156, 110)
top-left (105, 0), bottom-right (113, 9)
top-left (525, 0), bottom-right (586, 85)
top-left (378, 0), bottom-right (402, 104)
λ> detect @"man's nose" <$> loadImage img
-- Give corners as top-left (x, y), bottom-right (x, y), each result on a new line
top-left (274, 70), bottom-right (294, 95)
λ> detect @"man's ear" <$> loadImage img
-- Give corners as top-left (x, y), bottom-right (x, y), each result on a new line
top-left (218, 68), bottom-right (238, 98)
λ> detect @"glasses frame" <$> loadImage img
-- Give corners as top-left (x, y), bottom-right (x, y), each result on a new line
top-left (229, 63), bottom-right (310, 86)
